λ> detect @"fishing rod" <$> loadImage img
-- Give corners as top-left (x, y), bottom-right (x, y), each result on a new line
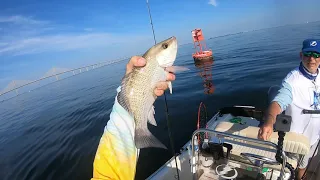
top-left (146, 1), bottom-right (180, 179)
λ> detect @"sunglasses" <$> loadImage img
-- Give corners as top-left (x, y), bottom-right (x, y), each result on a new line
top-left (303, 51), bottom-right (320, 58)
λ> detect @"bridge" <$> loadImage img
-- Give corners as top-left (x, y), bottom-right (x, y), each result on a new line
top-left (0, 47), bottom-right (192, 103)
top-left (0, 57), bottom-right (130, 102)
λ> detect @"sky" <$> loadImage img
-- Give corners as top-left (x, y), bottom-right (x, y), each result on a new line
top-left (1, 0), bottom-right (320, 90)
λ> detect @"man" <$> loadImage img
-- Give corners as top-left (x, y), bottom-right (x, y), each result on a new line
top-left (91, 56), bottom-right (176, 180)
top-left (258, 39), bottom-right (320, 179)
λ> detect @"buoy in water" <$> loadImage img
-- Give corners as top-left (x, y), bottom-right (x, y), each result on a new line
top-left (191, 28), bottom-right (213, 62)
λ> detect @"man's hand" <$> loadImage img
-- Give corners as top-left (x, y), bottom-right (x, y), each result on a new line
top-left (126, 56), bottom-right (176, 97)
top-left (258, 102), bottom-right (281, 140)
top-left (258, 123), bottom-right (273, 140)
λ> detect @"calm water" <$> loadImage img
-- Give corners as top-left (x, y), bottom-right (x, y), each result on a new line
top-left (0, 22), bottom-right (320, 180)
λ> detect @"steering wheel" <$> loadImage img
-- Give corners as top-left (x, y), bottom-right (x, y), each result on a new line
top-left (241, 153), bottom-right (279, 167)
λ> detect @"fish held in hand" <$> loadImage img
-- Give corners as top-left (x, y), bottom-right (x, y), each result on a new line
top-left (117, 36), bottom-right (186, 149)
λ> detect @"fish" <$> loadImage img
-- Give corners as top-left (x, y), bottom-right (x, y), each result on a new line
top-left (117, 36), bottom-right (187, 149)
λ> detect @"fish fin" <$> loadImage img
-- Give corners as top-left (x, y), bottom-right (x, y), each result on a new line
top-left (117, 87), bottom-right (130, 112)
top-left (165, 66), bottom-right (190, 73)
top-left (168, 81), bottom-right (172, 94)
top-left (147, 105), bottom-right (157, 126)
top-left (135, 128), bottom-right (167, 149)
top-left (117, 73), bottom-right (132, 113)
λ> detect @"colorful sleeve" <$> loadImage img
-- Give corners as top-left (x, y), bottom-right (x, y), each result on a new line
top-left (91, 86), bottom-right (139, 180)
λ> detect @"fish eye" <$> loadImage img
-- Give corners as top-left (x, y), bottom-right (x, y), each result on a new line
top-left (162, 43), bottom-right (168, 49)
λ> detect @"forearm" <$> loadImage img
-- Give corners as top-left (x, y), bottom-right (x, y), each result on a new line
top-left (264, 101), bottom-right (282, 125)
top-left (264, 81), bottom-right (293, 126)
top-left (91, 87), bottom-right (138, 180)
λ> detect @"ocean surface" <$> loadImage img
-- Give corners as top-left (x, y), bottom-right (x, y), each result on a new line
top-left (0, 22), bottom-right (320, 180)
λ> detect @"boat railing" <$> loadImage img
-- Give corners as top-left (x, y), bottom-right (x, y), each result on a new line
top-left (191, 128), bottom-right (288, 180)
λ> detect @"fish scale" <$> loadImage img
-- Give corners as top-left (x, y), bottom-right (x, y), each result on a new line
top-left (120, 58), bottom-right (166, 149)
top-left (129, 58), bottom-right (157, 125)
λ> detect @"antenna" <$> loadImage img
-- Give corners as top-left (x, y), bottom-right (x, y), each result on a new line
top-left (146, 1), bottom-right (180, 180)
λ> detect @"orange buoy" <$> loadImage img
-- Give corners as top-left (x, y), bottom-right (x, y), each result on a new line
top-left (191, 29), bottom-right (213, 62)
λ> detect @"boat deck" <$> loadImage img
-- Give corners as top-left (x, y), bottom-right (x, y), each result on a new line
top-left (197, 113), bottom-right (289, 180)
top-left (147, 106), bottom-right (320, 180)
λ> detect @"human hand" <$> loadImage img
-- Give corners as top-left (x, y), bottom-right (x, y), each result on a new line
top-left (258, 122), bottom-right (273, 140)
top-left (126, 56), bottom-right (176, 96)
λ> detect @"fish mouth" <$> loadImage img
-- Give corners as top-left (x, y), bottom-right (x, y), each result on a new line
top-left (167, 36), bottom-right (177, 48)
top-left (171, 36), bottom-right (177, 47)
top-left (157, 36), bottom-right (178, 68)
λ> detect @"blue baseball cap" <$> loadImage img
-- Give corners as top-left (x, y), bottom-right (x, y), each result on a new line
top-left (302, 39), bottom-right (320, 53)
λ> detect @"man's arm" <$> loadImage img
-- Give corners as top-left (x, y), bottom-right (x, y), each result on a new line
top-left (265, 81), bottom-right (293, 123)
top-left (259, 81), bottom-right (293, 140)
top-left (91, 56), bottom-right (176, 180)
top-left (91, 87), bottom-right (138, 180)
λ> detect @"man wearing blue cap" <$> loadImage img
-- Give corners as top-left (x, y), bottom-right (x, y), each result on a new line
top-left (258, 39), bottom-right (320, 179)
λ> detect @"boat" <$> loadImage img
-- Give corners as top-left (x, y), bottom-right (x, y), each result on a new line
top-left (147, 103), bottom-right (320, 180)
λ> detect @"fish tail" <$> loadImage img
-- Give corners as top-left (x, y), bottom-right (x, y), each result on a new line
top-left (134, 128), bottom-right (167, 149)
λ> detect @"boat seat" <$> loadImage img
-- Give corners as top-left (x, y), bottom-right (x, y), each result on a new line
top-left (212, 121), bottom-right (310, 172)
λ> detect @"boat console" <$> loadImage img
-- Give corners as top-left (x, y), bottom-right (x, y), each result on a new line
top-left (191, 106), bottom-right (311, 180)
top-left (147, 106), bottom-right (315, 180)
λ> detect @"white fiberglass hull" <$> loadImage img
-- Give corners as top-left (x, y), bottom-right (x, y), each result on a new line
top-left (147, 106), bottom-right (320, 180)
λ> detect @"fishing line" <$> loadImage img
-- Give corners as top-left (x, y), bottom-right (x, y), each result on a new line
top-left (146, 0), bottom-right (157, 45)
top-left (146, 1), bottom-right (180, 179)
